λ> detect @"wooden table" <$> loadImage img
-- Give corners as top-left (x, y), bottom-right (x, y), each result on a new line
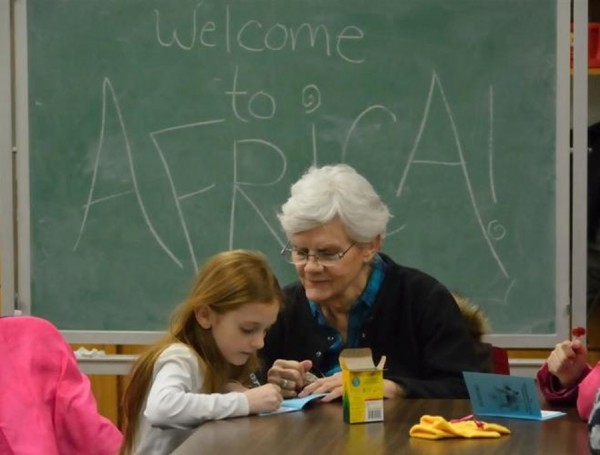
top-left (172, 399), bottom-right (590, 455)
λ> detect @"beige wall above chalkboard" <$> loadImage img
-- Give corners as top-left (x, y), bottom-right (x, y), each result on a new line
top-left (16, 0), bottom-right (570, 345)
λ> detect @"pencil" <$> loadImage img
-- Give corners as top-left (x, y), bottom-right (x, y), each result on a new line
top-left (249, 373), bottom-right (262, 388)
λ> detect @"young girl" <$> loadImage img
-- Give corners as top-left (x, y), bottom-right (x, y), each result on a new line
top-left (120, 250), bottom-right (284, 455)
top-left (0, 316), bottom-right (122, 455)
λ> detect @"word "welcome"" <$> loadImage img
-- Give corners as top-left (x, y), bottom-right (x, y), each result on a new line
top-left (154, 4), bottom-right (366, 64)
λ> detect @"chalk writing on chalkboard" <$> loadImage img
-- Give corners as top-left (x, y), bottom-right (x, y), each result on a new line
top-left (24, 0), bottom-right (559, 335)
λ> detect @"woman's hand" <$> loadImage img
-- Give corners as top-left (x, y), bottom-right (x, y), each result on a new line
top-left (244, 383), bottom-right (283, 414)
top-left (383, 379), bottom-right (405, 398)
top-left (298, 373), bottom-right (343, 402)
top-left (298, 375), bottom-right (404, 402)
top-left (267, 359), bottom-right (313, 398)
top-left (547, 339), bottom-right (588, 388)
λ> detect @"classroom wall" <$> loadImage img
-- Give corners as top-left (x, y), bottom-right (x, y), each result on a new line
top-left (587, 1), bottom-right (600, 383)
top-left (591, 77), bottom-right (600, 124)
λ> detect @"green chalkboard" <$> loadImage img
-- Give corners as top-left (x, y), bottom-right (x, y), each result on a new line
top-left (21, 0), bottom-right (567, 340)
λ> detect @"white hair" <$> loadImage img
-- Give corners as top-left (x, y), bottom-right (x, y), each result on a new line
top-left (278, 164), bottom-right (391, 242)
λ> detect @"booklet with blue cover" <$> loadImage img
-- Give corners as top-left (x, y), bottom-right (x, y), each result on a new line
top-left (260, 393), bottom-right (327, 416)
top-left (463, 372), bottom-right (565, 421)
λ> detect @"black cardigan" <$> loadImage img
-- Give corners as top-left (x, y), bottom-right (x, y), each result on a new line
top-left (261, 254), bottom-right (482, 398)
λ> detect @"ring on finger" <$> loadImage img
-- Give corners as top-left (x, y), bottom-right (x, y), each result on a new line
top-left (281, 378), bottom-right (288, 389)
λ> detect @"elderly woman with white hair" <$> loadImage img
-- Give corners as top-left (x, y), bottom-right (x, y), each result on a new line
top-left (261, 164), bottom-right (481, 400)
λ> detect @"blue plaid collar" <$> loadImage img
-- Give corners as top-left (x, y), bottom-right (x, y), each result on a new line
top-left (307, 254), bottom-right (386, 376)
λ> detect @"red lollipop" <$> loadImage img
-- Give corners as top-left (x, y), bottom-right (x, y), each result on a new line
top-left (572, 326), bottom-right (586, 339)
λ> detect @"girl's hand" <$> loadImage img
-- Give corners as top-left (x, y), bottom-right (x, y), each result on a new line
top-left (244, 383), bottom-right (283, 414)
top-left (547, 339), bottom-right (588, 387)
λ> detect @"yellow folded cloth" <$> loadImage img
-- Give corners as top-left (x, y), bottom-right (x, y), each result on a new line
top-left (409, 415), bottom-right (511, 440)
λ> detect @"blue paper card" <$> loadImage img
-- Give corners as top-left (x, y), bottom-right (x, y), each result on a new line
top-left (259, 393), bottom-right (327, 416)
top-left (463, 372), bottom-right (565, 421)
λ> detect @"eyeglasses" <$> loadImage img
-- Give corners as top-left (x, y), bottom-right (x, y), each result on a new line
top-left (280, 242), bottom-right (356, 267)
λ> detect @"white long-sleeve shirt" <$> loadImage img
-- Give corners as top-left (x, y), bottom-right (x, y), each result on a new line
top-left (134, 343), bottom-right (249, 455)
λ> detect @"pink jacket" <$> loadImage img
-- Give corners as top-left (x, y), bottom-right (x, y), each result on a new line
top-left (0, 316), bottom-right (122, 455)
top-left (537, 361), bottom-right (600, 420)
